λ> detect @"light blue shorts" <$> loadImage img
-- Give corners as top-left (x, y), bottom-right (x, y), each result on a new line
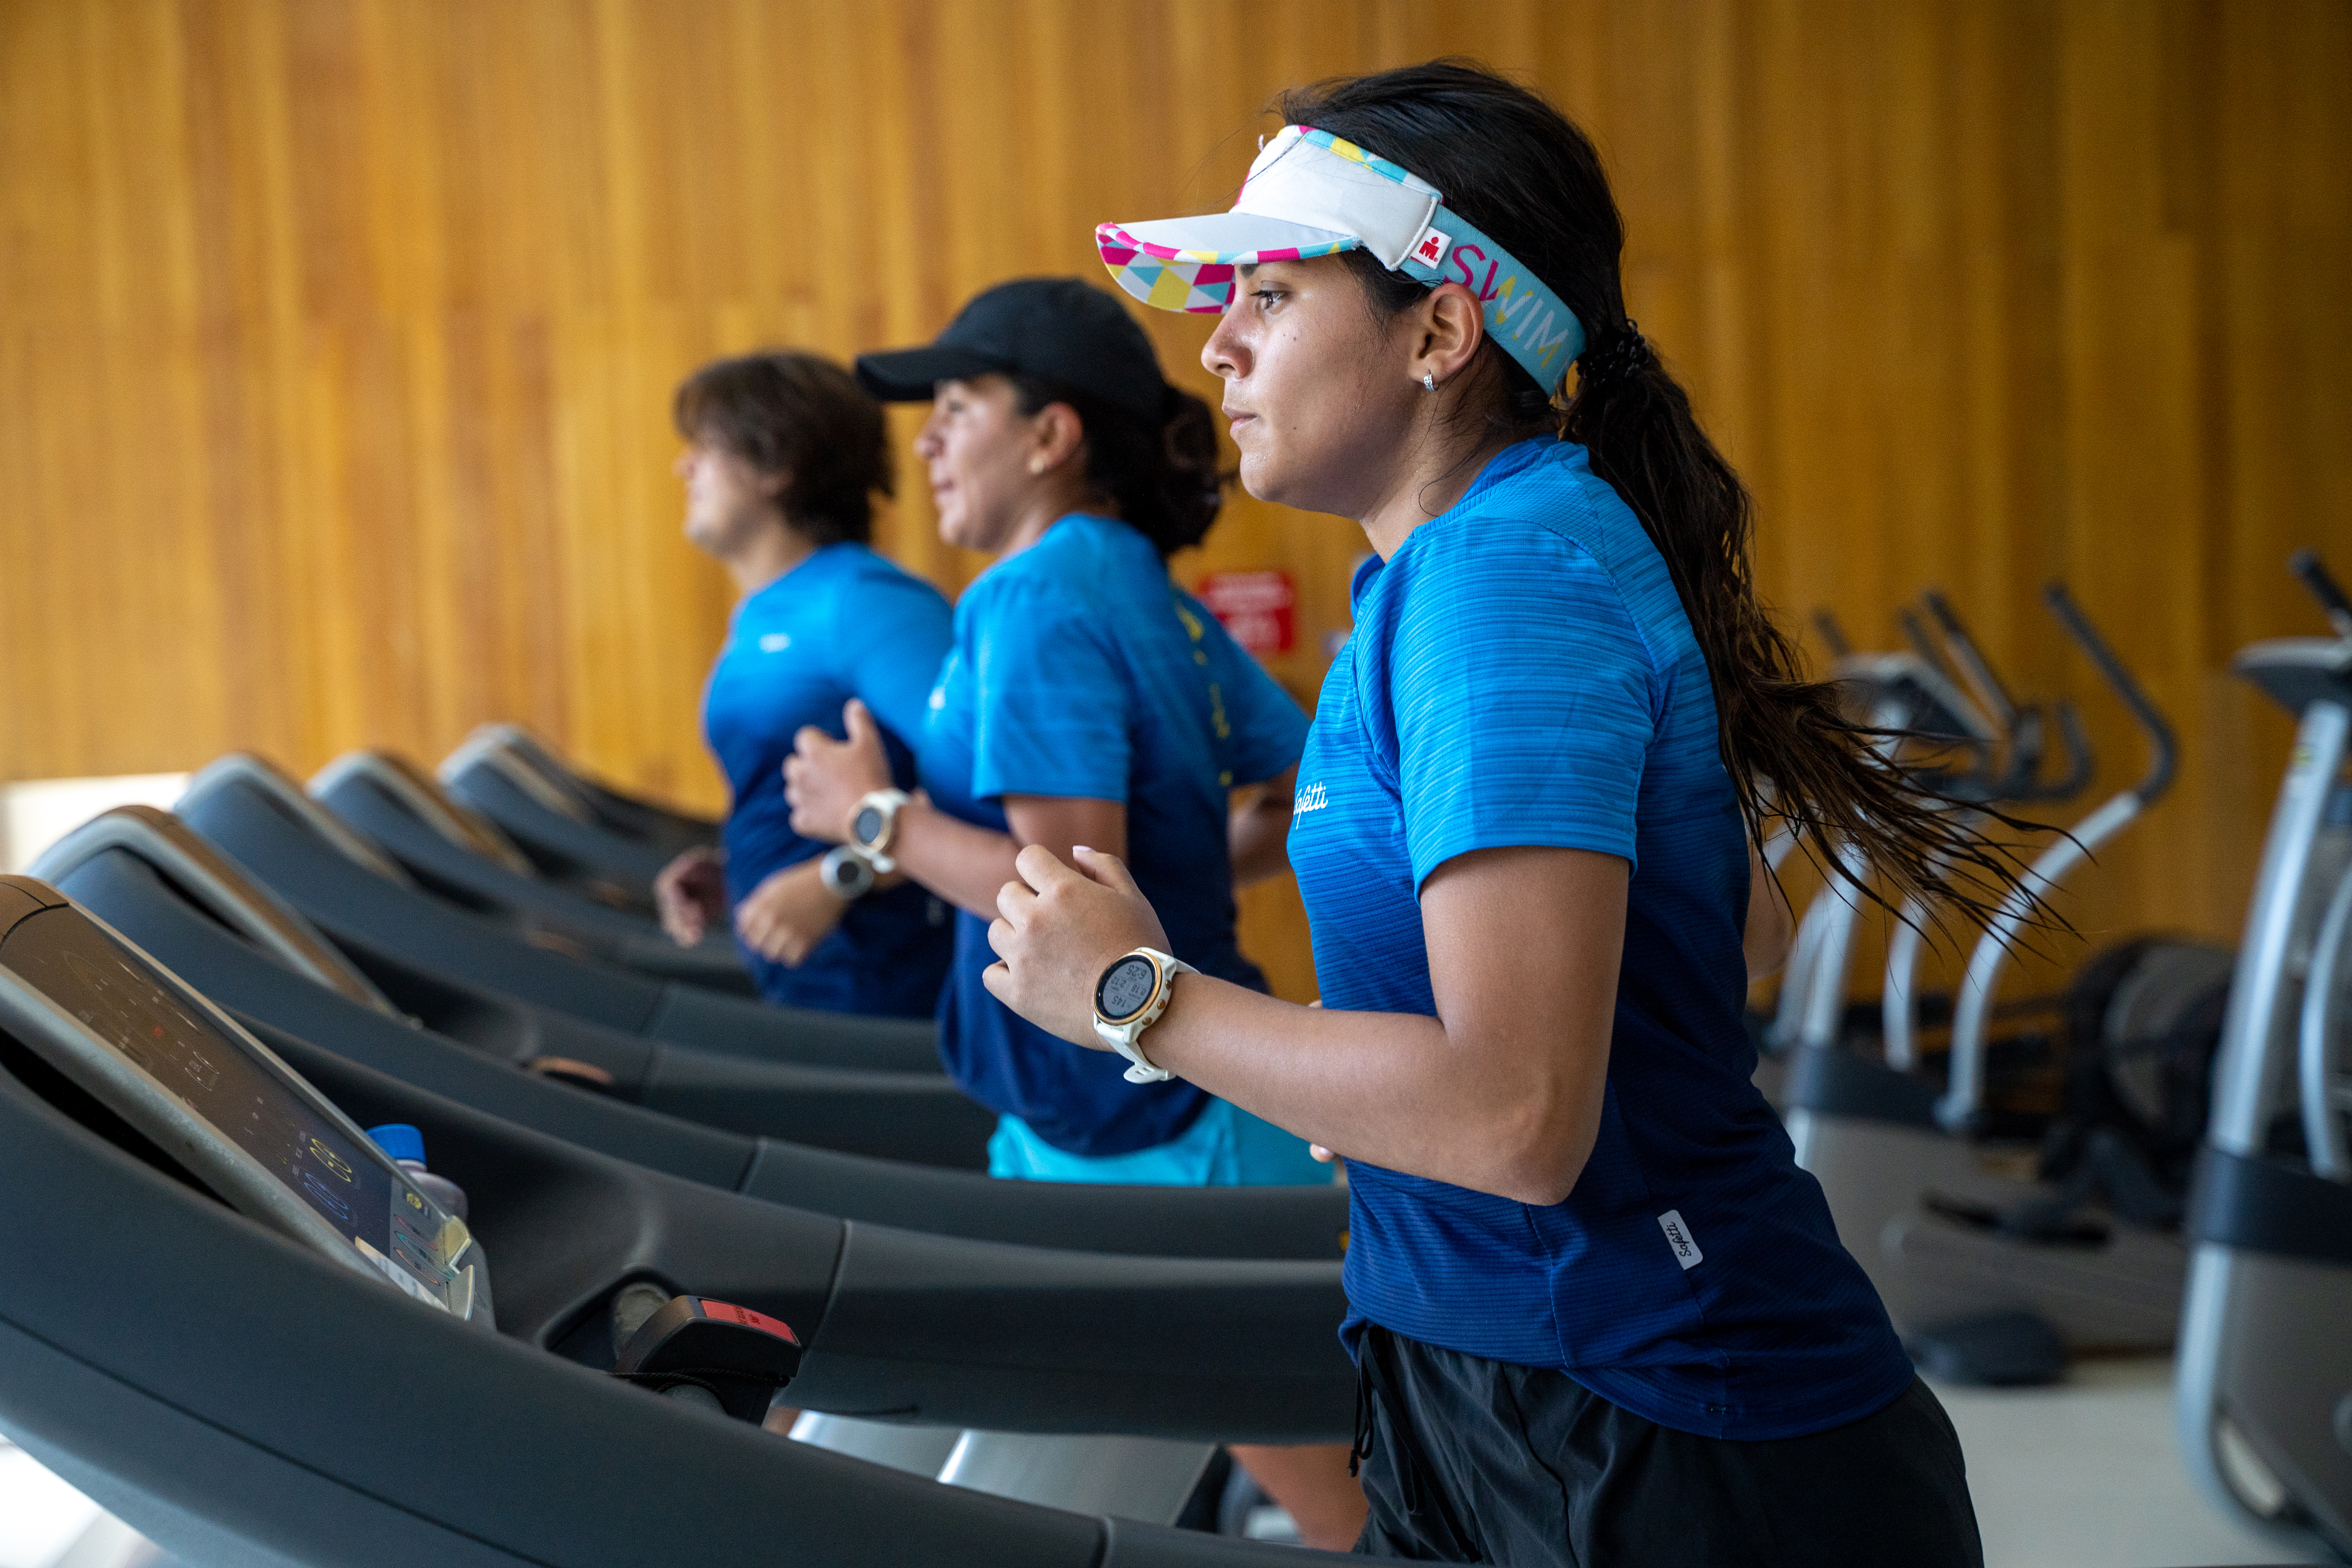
top-left (988, 1100), bottom-right (1336, 1187)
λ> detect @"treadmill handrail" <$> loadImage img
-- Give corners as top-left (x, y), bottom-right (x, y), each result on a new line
top-left (312, 750), bottom-right (539, 877)
top-left (180, 754), bottom-right (414, 887)
top-left (27, 806), bottom-right (400, 1018)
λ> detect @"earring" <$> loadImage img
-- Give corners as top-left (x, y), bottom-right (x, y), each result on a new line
top-left (1028, 457), bottom-right (1046, 475)
top-left (1422, 373), bottom-right (1437, 392)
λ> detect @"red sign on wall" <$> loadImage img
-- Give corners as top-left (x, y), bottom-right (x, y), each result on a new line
top-left (1198, 570), bottom-right (1296, 656)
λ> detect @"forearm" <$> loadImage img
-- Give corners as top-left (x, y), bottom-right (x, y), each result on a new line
top-left (891, 802), bottom-right (1025, 919)
top-left (1227, 799), bottom-right (1294, 889)
top-left (1137, 979), bottom-right (1603, 1205)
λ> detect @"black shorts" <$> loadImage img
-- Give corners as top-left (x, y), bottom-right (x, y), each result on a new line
top-left (1351, 1326), bottom-right (1983, 1567)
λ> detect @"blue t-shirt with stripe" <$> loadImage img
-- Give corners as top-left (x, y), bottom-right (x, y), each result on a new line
top-left (701, 542), bottom-right (955, 1018)
top-left (1289, 438), bottom-right (1912, 1440)
top-left (920, 514), bottom-right (1310, 1156)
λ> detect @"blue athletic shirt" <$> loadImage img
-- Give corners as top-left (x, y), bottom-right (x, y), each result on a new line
top-left (1289, 439), bottom-right (1913, 1441)
top-left (920, 514), bottom-right (1310, 1156)
top-left (702, 541), bottom-right (955, 1018)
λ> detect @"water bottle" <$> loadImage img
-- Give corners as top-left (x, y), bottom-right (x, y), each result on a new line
top-left (364, 1123), bottom-right (470, 1220)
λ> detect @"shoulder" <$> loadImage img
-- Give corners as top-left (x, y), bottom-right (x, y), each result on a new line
top-left (965, 516), bottom-right (1140, 619)
top-left (831, 545), bottom-right (950, 610)
top-left (1370, 442), bottom-right (1674, 680)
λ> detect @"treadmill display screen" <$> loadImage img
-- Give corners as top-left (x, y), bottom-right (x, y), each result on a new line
top-left (1, 912), bottom-right (464, 1310)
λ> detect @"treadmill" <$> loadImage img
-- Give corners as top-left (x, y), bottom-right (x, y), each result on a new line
top-left (308, 748), bottom-right (754, 996)
top-left (176, 754), bottom-right (944, 1077)
top-left (0, 873), bottom-right (1350, 1565)
top-left (445, 721), bottom-right (722, 861)
top-left (33, 804), bottom-right (1347, 1261)
top-left (36, 806), bottom-right (1001, 1171)
top-left (441, 726), bottom-right (684, 893)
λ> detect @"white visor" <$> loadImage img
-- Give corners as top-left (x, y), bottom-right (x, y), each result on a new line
top-left (1096, 124), bottom-right (1585, 392)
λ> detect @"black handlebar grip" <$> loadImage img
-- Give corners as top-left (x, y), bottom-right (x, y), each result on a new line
top-left (2289, 548), bottom-right (2352, 633)
top-left (1811, 608), bottom-right (1854, 660)
top-left (2041, 582), bottom-right (2178, 805)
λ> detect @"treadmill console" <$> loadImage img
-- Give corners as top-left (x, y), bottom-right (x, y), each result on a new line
top-left (0, 878), bottom-right (493, 1326)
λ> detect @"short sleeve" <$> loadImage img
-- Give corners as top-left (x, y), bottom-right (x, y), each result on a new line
top-left (832, 569), bottom-right (955, 750)
top-left (1183, 593), bottom-right (1310, 787)
top-left (1382, 523), bottom-right (1660, 890)
top-left (969, 579), bottom-right (1131, 802)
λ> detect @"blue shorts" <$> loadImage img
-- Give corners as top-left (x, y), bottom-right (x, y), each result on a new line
top-left (988, 1100), bottom-right (1336, 1187)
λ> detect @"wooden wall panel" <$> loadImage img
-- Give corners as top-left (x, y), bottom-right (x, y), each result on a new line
top-left (3, 0), bottom-right (2347, 1004)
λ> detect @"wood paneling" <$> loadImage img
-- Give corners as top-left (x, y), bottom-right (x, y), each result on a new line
top-left (4, 1), bottom-right (2347, 1002)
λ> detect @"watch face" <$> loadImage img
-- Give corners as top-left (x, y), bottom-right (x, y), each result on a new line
top-left (1096, 953), bottom-right (1160, 1024)
top-left (852, 804), bottom-right (885, 846)
top-left (822, 849), bottom-right (872, 898)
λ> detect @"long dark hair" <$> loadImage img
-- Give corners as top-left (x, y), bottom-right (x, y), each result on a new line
top-left (673, 351), bottom-right (892, 546)
top-left (1007, 377), bottom-right (1228, 559)
top-left (1283, 61), bottom-right (2032, 929)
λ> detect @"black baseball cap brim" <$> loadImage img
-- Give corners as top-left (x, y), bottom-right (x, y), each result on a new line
top-left (851, 344), bottom-right (1011, 405)
top-left (853, 276), bottom-right (1169, 427)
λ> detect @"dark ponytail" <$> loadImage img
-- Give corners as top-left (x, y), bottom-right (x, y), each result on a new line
top-left (1009, 377), bottom-right (1228, 558)
top-left (1283, 60), bottom-right (2036, 931)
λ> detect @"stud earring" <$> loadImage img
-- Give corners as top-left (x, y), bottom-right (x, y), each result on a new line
top-left (1422, 373), bottom-right (1437, 392)
top-left (1029, 457), bottom-right (1047, 475)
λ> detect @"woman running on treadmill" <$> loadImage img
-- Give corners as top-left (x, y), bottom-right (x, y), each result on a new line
top-left (781, 276), bottom-right (1368, 1547)
top-left (652, 352), bottom-right (955, 1019)
top-left (984, 64), bottom-right (2027, 1566)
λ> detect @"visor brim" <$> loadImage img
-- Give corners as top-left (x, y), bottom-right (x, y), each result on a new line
top-left (1096, 215), bottom-right (1361, 314)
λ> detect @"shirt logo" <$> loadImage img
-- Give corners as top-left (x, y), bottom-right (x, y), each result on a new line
top-left (758, 632), bottom-right (791, 653)
top-left (1657, 1210), bottom-right (1703, 1271)
top-left (1293, 781), bottom-right (1329, 815)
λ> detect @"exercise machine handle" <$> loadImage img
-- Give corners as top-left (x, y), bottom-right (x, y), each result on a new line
top-left (2031, 700), bottom-right (2096, 802)
top-left (1923, 589), bottom-right (2020, 727)
top-left (1899, 605), bottom-right (1971, 702)
top-left (1812, 608), bottom-right (1855, 660)
top-left (2042, 582), bottom-right (2176, 806)
top-left (2290, 547), bottom-right (2352, 639)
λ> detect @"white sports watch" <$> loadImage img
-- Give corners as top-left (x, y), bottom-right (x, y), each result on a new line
top-left (1092, 947), bottom-right (1197, 1084)
top-left (848, 789), bottom-right (911, 873)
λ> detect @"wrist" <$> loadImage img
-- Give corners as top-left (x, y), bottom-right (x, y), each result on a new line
top-left (1091, 947), bottom-right (1196, 1084)
top-left (846, 788), bottom-right (912, 871)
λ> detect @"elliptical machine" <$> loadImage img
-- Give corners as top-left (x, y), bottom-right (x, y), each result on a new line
top-left (1756, 593), bottom-right (2084, 1105)
top-left (1784, 583), bottom-right (2189, 1383)
top-left (2175, 548), bottom-right (2352, 1559)
top-left (1757, 604), bottom-right (2007, 1077)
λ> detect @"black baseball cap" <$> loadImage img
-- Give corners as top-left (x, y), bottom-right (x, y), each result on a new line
top-left (854, 276), bottom-right (1172, 427)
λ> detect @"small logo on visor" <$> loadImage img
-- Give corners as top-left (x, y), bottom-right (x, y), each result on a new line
top-left (1411, 229), bottom-right (1450, 268)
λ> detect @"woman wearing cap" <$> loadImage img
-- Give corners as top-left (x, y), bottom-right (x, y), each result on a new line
top-left (651, 351), bottom-right (955, 1019)
top-left (780, 277), bottom-right (1368, 1547)
top-left (982, 64), bottom-right (2009, 1566)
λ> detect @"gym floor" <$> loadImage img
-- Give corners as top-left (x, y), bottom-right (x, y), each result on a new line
top-left (1936, 1358), bottom-right (2325, 1567)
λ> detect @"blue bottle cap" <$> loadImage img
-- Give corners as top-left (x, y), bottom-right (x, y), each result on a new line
top-left (365, 1123), bottom-right (426, 1165)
